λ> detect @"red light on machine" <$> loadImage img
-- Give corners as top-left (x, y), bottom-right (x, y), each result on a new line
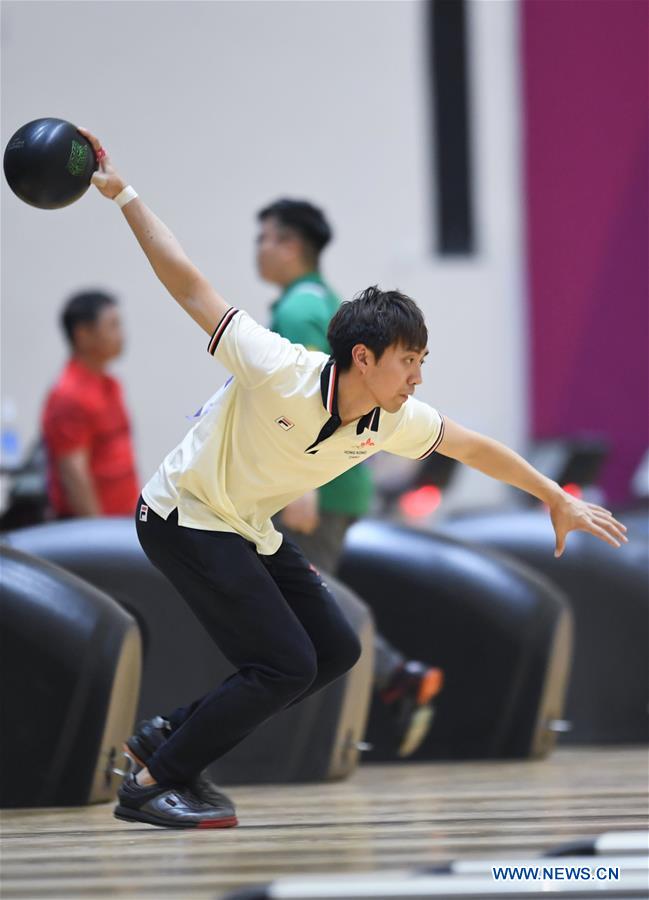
top-left (562, 482), bottom-right (583, 499)
top-left (399, 485), bottom-right (442, 518)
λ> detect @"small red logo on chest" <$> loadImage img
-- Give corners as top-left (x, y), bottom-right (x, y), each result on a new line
top-left (360, 437), bottom-right (375, 447)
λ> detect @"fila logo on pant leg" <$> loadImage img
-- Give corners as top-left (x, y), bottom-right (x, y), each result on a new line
top-left (139, 503), bottom-right (149, 522)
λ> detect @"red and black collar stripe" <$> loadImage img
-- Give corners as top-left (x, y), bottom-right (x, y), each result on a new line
top-left (319, 358), bottom-right (381, 433)
top-left (319, 357), bottom-right (339, 416)
top-left (306, 359), bottom-right (341, 454)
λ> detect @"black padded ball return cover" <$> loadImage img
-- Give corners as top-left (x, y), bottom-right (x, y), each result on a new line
top-left (0, 546), bottom-right (141, 807)
top-left (440, 509), bottom-right (649, 744)
top-left (338, 520), bottom-right (573, 761)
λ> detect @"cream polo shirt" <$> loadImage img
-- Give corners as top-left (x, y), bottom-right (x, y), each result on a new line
top-left (142, 308), bottom-right (445, 554)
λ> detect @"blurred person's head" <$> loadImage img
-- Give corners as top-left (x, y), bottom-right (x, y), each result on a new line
top-left (329, 286), bottom-right (429, 413)
top-left (256, 199), bottom-right (332, 286)
top-left (61, 291), bottom-right (124, 367)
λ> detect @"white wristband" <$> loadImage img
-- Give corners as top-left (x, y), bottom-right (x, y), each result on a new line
top-left (114, 185), bottom-right (138, 209)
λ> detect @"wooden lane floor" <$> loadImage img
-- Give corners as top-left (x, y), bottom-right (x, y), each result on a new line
top-left (1, 745), bottom-right (647, 899)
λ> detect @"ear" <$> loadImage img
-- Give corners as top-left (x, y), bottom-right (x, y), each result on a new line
top-left (284, 233), bottom-right (305, 263)
top-left (72, 322), bottom-right (92, 350)
top-left (351, 343), bottom-right (373, 372)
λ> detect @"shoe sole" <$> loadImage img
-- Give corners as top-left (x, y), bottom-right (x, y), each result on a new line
top-left (114, 805), bottom-right (238, 829)
top-left (398, 705), bottom-right (434, 758)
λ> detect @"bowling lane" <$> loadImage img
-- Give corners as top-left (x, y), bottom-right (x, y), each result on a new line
top-left (1, 746), bottom-right (647, 899)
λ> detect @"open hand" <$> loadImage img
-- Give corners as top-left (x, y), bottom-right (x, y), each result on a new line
top-left (77, 127), bottom-right (127, 199)
top-left (549, 493), bottom-right (628, 558)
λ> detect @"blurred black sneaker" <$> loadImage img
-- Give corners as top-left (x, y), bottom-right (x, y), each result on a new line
top-left (124, 716), bottom-right (235, 812)
top-left (379, 661), bottom-right (444, 757)
top-left (114, 772), bottom-right (237, 829)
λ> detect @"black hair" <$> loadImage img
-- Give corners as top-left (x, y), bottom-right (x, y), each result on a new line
top-left (327, 286), bottom-right (427, 371)
top-left (257, 198), bottom-right (332, 264)
top-left (61, 290), bottom-right (117, 347)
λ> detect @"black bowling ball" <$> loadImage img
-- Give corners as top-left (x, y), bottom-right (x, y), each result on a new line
top-left (3, 118), bottom-right (97, 210)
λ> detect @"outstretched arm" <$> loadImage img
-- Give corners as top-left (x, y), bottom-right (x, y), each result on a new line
top-left (437, 416), bottom-right (628, 557)
top-left (79, 128), bottom-right (229, 335)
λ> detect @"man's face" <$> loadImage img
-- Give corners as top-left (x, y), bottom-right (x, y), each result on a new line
top-left (75, 305), bottom-right (124, 363)
top-left (256, 217), bottom-right (300, 284)
top-left (360, 342), bottom-right (428, 413)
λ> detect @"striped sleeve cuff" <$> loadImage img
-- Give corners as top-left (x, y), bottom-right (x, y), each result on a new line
top-left (207, 308), bottom-right (239, 356)
top-left (417, 415), bottom-right (445, 460)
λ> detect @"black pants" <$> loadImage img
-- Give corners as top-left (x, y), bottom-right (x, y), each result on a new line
top-left (135, 498), bottom-right (361, 785)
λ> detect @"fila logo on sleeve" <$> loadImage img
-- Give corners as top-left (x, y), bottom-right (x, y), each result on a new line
top-left (139, 503), bottom-right (149, 522)
top-left (275, 416), bottom-right (295, 431)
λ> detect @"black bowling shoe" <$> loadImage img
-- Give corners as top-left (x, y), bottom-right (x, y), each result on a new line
top-left (114, 773), bottom-right (238, 829)
top-left (124, 716), bottom-right (235, 812)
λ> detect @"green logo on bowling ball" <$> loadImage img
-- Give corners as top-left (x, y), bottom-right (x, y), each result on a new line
top-left (66, 140), bottom-right (88, 177)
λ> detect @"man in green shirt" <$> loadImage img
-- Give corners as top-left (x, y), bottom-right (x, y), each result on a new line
top-left (257, 198), bottom-right (444, 757)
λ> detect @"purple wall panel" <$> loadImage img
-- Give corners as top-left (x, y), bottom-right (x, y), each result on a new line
top-left (522, 0), bottom-right (648, 503)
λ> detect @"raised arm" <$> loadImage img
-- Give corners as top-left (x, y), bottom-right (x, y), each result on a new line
top-left (78, 128), bottom-right (229, 335)
top-left (437, 416), bottom-right (628, 558)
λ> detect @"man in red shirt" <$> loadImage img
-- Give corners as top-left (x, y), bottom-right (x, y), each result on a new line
top-left (42, 290), bottom-right (139, 517)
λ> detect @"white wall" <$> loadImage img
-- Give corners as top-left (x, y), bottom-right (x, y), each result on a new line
top-left (1, 0), bottom-right (525, 508)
